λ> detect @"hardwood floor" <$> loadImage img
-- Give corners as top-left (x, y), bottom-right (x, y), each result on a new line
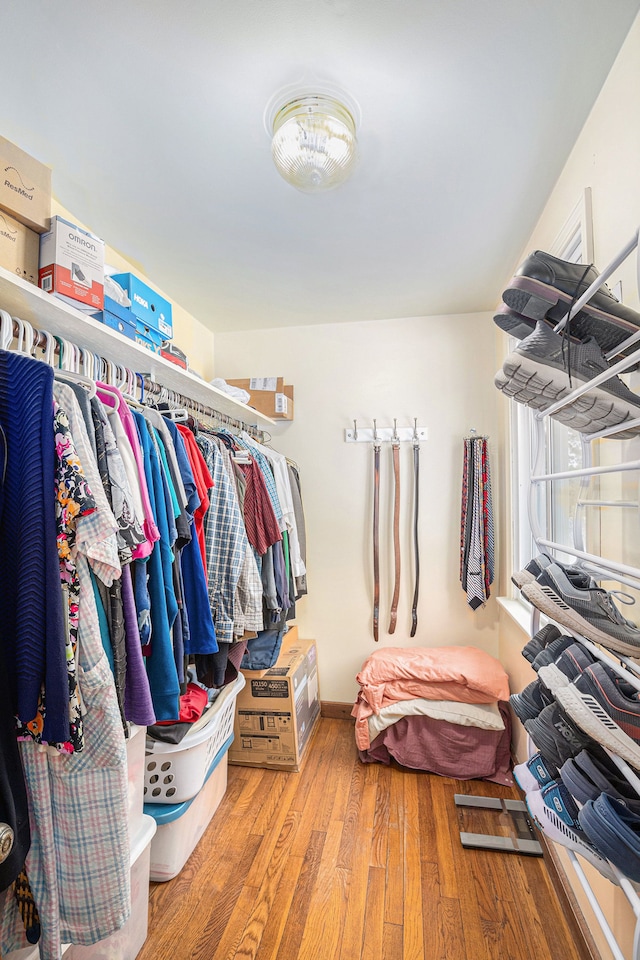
top-left (139, 718), bottom-right (591, 960)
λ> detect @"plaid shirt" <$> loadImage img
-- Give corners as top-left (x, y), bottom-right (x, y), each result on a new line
top-left (234, 435), bottom-right (283, 527)
top-left (196, 435), bottom-right (248, 644)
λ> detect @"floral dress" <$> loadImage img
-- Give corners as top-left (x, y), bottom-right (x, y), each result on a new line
top-left (15, 403), bottom-right (96, 754)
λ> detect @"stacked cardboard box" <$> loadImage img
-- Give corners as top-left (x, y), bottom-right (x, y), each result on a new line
top-left (229, 628), bottom-right (320, 771)
top-left (225, 377), bottom-right (294, 420)
top-left (0, 136), bottom-right (51, 283)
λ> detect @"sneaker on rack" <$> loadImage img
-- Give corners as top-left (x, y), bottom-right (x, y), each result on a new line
top-left (560, 749), bottom-right (640, 805)
top-left (493, 302), bottom-right (539, 340)
top-left (521, 562), bottom-right (640, 659)
top-left (578, 793), bottom-right (640, 883)
top-left (512, 553), bottom-right (591, 591)
top-left (495, 321), bottom-right (640, 438)
top-left (510, 678), bottom-right (555, 724)
top-left (536, 643), bottom-right (596, 694)
top-left (524, 702), bottom-right (596, 768)
top-left (525, 781), bottom-right (619, 883)
top-left (513, 751), bottom-right (559, 793)
top-left (555, 662), bottom-right (640, 771)
top-left (521, 623), bottom-right (562, 663)
top-left (531, 636), bottom-right (576, 671)
top-left (501, 249), bottom-right (640, 365)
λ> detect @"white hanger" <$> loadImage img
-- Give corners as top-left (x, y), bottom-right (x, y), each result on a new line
top-left (0, 310), bottom-right (13, 350)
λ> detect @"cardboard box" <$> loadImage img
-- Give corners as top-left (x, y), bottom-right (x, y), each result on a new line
top-left (111, 272), bottom-right (173, 340)
top-left (0, 136), bottom-right (51, 232)
top-left (39, 216), bottom-right (104, 310)
top-left (226, 377), bottom-right (294, 420)
top-left (0, 210), bottom-right (39, 284)
top-left (229, 634), bottom-right (319, 772)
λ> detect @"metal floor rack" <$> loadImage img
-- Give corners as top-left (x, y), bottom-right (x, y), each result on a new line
top-left (522, 227), bottom-right (640, 960)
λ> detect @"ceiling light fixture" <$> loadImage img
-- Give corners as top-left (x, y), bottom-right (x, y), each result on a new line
top-left (266, 88), bottom-right (359, 194)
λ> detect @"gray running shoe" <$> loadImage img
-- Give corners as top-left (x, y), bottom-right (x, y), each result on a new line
top-left (512, 553), bottom-right (591, 590)
top-left (537, 643), bottom-right (596, 694)
top-left (522, 563), bottom-right (640, 658)
top-left (555, 662), bottom-right (640, 771)
top-left (495, 321), bottom-right (640, 438)
top-left (521, 623), bottom-right (562, 663)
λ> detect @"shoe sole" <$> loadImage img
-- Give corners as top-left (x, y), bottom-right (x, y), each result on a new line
top-left (521, 580), bottom-right (640, 658)
top-left (513, 760), bottom-right (545, 792)
top-left (525, 789), bottom-right (619, 882)
top-left (537, 663), bottom-right (577, 694)
top-left (496, 353), bottom-right (640, 438)
top-left (502, 275), bottom-right (640, 361)
top-left (511, 570), bottom-right (537, 589)
top-left (555, 684), bottom-right (640, 772)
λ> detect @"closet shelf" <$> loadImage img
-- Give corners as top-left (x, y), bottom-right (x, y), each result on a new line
top-left (0, 266), bottom-right (275, 428)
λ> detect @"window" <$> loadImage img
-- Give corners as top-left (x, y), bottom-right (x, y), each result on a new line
top-left (509, 189), bottom-right (600, 590)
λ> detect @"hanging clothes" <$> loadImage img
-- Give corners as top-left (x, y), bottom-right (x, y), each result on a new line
top-left (460, 435), bottom-right (495, 609)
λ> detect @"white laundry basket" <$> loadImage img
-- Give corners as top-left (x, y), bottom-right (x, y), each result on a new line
top-left (143, 673), bottom-right (245, 803)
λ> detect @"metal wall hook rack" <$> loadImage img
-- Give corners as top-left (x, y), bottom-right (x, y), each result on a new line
top-left (345, 419), bottom-right (427, 443)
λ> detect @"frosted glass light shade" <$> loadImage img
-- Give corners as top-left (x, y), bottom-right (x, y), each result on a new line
top-left (271, 95), bottom-right (357, 193)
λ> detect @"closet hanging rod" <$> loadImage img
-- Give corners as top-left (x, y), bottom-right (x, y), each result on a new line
top-left (553, 227), bottom-right (639, 335)
top-left (2, 313), bottom-right (266, 441)
top-left (142, 379), bottom-right (265, 441)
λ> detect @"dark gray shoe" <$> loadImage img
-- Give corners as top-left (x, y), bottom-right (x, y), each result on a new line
top-left (493, 303), bottom-right (538, 340)
top-left (495, 321), bottom-right (640, 438)
top-left (502, 250), bottom-right (640, 364)
top-left (512, 553), bottom-right (591, 589)
top-left (522, 562), bottom-right (640, 658)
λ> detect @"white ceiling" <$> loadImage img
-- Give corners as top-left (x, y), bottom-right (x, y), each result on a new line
top-left (3, 1), bottom-right (639, 332)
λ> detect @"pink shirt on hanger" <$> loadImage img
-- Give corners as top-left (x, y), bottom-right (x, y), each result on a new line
top-left (96, 383), bottom-right (160, 557)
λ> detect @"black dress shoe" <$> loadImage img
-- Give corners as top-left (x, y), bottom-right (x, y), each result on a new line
top-left (502, 250), bottom-right (640, 364)
top-left (493, 302), bottom-right (538, 340)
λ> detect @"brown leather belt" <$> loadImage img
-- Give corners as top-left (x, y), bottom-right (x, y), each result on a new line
top-left (388, 440), bottom-right (401, 634)
top-left (410, 437), bottom-right (420, 637)
top-left (372, 438), bottom-right (381, 641)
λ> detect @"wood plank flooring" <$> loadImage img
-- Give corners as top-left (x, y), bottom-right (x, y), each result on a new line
top-left (138, 718), bottom-right (591, 960)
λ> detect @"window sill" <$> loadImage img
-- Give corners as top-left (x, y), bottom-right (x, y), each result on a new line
top-left (496, 596), bottom-right (549, 638)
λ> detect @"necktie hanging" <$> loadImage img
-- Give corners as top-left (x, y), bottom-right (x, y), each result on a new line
top-left (460, 431), bottom-right (494, 610)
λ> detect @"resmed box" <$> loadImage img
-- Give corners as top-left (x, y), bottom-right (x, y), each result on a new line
top-left (229, 634), bottom-right (320, 772)
top-left (38, 216), bottom-right (104, 310)
top-left (0, 136), bottom-right (51, 232)
top-left (225, 377), bottom-right (294, 420)
top-left (111, 272), bottom-right (173, 340)
top-left (0, 209), bottom-right (39, 284)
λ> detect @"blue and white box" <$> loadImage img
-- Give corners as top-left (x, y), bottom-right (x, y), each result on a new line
top-left (111, 272), bottom-right (173, 340)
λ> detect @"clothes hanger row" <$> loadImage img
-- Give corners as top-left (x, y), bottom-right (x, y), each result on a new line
top-left (0, 308), bottom-right (266, 439)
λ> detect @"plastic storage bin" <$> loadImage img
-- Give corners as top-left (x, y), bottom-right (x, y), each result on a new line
top-left (144, 673), bottom-right (245, 803)
top-left (126, 723), bottom-right (147, 834)
top-left (65, 814), bottom-right (156, 960)
top-left (144, 740), bottom-right (230, 882)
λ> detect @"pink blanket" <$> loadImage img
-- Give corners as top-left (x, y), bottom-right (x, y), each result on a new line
top-left (352, 646), bottom-right (510, 749)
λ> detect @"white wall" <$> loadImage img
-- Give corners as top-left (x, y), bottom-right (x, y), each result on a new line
top-left (216, 311), bottom-right (503, 703)
top-left (498, 11), bottom-right (640, 959)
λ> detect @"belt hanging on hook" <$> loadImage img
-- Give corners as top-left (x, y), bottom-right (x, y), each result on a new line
top-left (370, 419), bottom-right (381, 642)
top-left (410, 418), bottom-right (420, 637)
top-left (388, 419), bottom-right (401, 635)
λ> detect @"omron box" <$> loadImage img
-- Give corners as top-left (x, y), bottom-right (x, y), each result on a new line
top-left (229, 637), bottom-right (319, 772)
top-left (0, 136), bottom-right (51, 232)
top-left (39, 216), bottom-right (104, 310)
top-left (111, 273), bottom-right (173, 340)
top-left (0, 210), bottom-right (39, 284)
